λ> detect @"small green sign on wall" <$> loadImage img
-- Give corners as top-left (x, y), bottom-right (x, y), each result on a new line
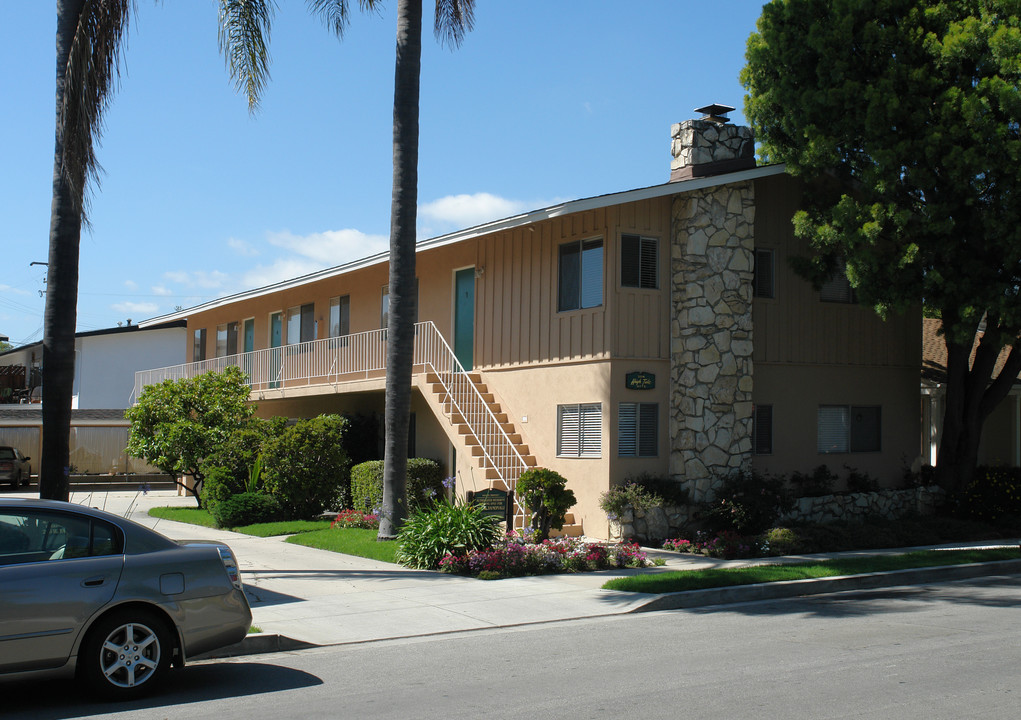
top-left (625, 371), bottom-right (655, 390)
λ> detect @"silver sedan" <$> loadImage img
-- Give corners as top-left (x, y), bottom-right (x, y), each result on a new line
top-left (0, 498), bottom-right (252, 699)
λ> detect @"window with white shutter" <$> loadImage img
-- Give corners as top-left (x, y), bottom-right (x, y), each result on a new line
top-left (558, 403), bottom-right (602, 457)
top-left (820, 259), bottom-right (857, 303)
top-left (818, 405), bottom-right (880, 453)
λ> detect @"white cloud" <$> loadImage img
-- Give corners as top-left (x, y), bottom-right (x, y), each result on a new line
top-left (227, 237), bottom-right (260, 256)
top-left (162, 270), bottom-right (229, 289)
top-left (111, 301), bottom-right (159, 315)
top-left (123, 280), bottom-right (138, 291)
top-left (241, 257), bottom-right (329, 290)
top-left (151, 285), bottom-right (173, 296)
top-left (419, 193), bottom-right (532, 229)
top-left (266, 229), bottom-right (389, 265)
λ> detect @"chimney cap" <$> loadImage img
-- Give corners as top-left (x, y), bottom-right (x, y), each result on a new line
top-left (694, 103), bottom-right (735, 123)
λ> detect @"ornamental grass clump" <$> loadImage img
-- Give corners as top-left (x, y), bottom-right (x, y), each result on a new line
top-left (395, 499), bottom-right (502, 570)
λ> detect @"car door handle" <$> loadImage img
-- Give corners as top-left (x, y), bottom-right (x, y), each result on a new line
top-left (82, 576), bottom-right (106, 587)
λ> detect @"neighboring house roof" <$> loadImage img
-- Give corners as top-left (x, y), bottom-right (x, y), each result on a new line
top-left (139, 164), bottom-right (788, 327)
top-left (922, 317), bottom-right (1021, 386)
top-left (0, 320), bottom-right (187, 358)
top-left (0, 408), bottom-right (128, 422)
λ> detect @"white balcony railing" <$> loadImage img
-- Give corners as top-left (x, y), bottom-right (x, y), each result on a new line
top-left (133, 322), bottom-right (528, 515)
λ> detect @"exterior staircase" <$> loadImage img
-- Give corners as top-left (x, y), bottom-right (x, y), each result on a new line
top-left (420, 370), bottom-right (535, 493)
top-left (419, 369), bottom-right (584, 537)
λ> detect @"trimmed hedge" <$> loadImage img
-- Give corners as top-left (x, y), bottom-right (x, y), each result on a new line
top-left (350, 458), bottom-right (444, 512)
top-left (210, 492), bottom-right (282, 528)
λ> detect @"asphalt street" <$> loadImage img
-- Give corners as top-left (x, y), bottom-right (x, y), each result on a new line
top-left (5, 574), bottom-right (1020, 720)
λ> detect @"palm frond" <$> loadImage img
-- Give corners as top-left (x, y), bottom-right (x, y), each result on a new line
top-left (307, 1), bottom-right (383, 39)
top-left (433, 0), bottom-right (475, 49)
top-left (61, 0), bottom-right (134, 226)
top-left (218, 0), bottom-right (275, 113)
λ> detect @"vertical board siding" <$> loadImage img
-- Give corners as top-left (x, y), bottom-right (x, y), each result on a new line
top-left (752, 175), bottom-right (919, 368)
top-left (473, 198), bottom-right (671, 369)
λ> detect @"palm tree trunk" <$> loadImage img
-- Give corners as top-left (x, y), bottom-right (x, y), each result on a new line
top-left (41, 0), bottom-right (87, 502)
top-left (379, 0), bottom-right (422, 539)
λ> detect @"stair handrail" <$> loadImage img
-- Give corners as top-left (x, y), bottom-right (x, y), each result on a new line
top-left (413, 322), bottom-right (528, 522)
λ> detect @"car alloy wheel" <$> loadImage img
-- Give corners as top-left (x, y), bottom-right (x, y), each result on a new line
top-left (81, 610), bottom-right (172, 699)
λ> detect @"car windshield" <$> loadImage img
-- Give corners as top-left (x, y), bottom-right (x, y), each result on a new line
top-left (0, 449), bottom-right (14, 460)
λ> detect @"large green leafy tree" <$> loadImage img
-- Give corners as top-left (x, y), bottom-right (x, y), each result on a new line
top-left (219, 0), bottom-right (476, 537)
top-left (742, 0), bottom-right (1021, 493)
top-left (125, 367), bottom-right (256, 506)
top-left (42, 0), bottom-right (132, 501)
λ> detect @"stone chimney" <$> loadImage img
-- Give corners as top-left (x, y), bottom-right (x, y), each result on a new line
top-left (670, 104), bottom-right (755, 182)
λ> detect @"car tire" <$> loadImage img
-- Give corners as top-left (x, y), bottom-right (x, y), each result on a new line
top-left (79, 609), bottom-right (173, 700)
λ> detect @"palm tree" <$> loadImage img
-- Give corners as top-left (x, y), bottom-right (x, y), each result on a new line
top-left (220, 0), bottom-right (476, 538)
top-left (42, 0), bottom-right (132, 501)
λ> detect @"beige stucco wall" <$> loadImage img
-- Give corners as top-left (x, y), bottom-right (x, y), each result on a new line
top-left (752, 363), bottom-right (921, 487)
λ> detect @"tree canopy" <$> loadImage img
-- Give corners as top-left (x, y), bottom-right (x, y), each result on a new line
top-left (742, 0), bottom-right (1021, 490)
top-left (125, 367), bottom-right (256, 504)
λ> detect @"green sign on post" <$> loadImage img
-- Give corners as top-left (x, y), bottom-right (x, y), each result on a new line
top-left (468, 488), bottom-right (511, 523)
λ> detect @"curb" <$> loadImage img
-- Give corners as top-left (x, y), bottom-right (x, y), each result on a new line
top-left (193, 633), bottom-right (319, 660)
top-left (633, 558), bottom-right (1021, 613)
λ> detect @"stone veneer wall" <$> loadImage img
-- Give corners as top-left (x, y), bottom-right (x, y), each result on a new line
top-left (669, 182), bottom-right (756, 503)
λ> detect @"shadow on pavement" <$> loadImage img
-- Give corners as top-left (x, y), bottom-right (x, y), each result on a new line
top-left (680, 574), bottom-right (1021, 619)
top-left (1, 661), bottom-right (322, 720)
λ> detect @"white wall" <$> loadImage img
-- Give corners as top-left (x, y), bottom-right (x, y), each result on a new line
top-left (75, 327), bottom-right (187, 409)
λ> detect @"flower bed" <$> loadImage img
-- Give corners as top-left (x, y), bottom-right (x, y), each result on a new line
top-left (330, 509), bottom-right (380, 530)
top-left (438, 532), bottom-right (652, 579)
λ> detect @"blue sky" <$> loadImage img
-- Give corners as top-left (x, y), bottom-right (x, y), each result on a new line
top-left (0, 1), bottom-right (767, 347)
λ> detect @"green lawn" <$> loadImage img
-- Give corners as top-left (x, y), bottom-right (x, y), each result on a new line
top-left (601, 548), bottom-right (1020, 593)
top-left (147, 506), bottom-right (395, 563)
top-left (148, 506), bottom-right (218, 528)
top-left (287, 528), bottom-right (398, 563)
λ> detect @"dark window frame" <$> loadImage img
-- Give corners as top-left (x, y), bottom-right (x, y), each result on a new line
top-left (620, 234), bottom-right (659, 290)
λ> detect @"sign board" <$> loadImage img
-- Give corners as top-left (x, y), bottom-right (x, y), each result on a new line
top-left (625, 371), bottom-right (655, 390)
top-left (467, 488), bottom-right (511, 523)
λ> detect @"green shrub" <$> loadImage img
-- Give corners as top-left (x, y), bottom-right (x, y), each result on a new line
top-left (702, 470), bottom-right (793, 535)
top-left (600, 482), bottom-right (663, 524)
top-left (845, 466), bottom-right (880, 493)
top-left (349, 458), bottom-right (444, 512)
top-left (395, 500), bottom-right (501, 569)
top-left (957, 466), bottom-right (1021, 523)
top-left (211, 492), bottom-right (282, 528)
top-left (262, 415), bottom-right (350, 520)
top-left (516, 468), bottom-right (577, 542)
top-left (760, 527), bottom-right (803, 556)
top-left (789, 465), bottom-right (838, 498)
top-left (624, 473), bottom-right (690, 506)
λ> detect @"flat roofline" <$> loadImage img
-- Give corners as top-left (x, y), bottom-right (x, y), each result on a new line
top-left (140, 164), bottom-right (786, 327)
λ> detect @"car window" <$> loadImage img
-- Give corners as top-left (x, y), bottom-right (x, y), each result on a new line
top-left (0, 510), bottom-right (123, 565)
top-left (0, 448), bottom-right (14, 460)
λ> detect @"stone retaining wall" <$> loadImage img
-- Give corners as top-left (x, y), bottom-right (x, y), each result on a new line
top-left (780, 486), bottom-right (946, 525)
top-left (617, 486), bottom-right (946, 543)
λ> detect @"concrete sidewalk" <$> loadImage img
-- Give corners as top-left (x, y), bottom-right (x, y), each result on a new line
top-left (47, 489), bottom-right (1021, 653)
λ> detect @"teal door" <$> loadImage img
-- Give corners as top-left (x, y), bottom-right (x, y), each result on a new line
top-left (269, 312), bottom-right (282, 388)
top-left (454, 268), bottom-right (474, 371)
top-left (241, 318), bottom-right (255, 382)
